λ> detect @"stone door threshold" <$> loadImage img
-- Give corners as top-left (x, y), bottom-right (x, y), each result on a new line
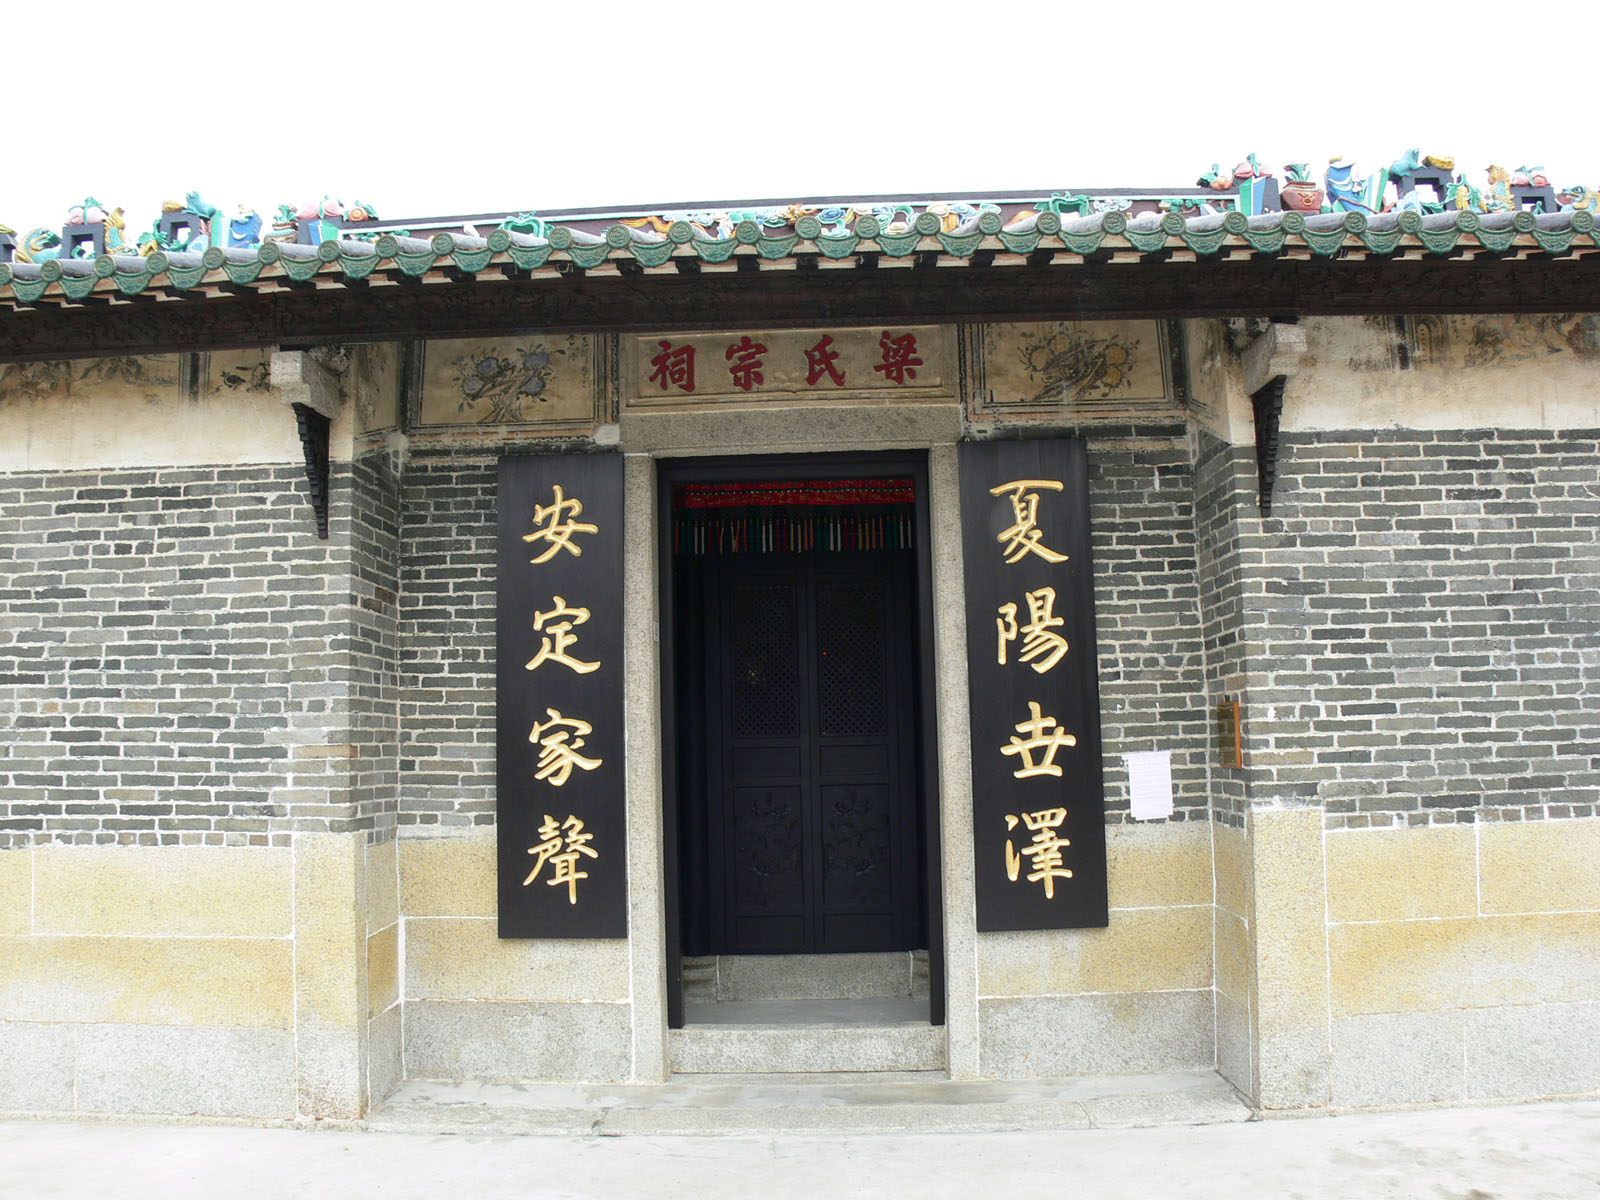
top-left (682, 997), bottom-right (930, 1025)
top-left (668, 997), bottom-right (943, 1073)
top-left (364, 1069), bottom-right (1251, 1136)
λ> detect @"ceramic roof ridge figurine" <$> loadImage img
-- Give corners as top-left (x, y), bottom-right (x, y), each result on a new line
top-left (1280, 164), bottom-right (1324, 214)
top-left (6, 154), bottom-right (1600, 265)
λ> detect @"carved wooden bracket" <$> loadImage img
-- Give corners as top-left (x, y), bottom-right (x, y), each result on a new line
top-left (1251, 375), bottom-right (1287, 517)
top-left (271, 348), bottom-right (347, 539)
top-left (1231, 318), bottom-right (1303, 518)
top-left (293, 403), bottom-right (331, 539)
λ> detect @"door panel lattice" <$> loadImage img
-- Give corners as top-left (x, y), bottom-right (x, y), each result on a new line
top-left (817, 583), bottom-right (888, 737)
top-left (730, 583), bottom-right (799, 738)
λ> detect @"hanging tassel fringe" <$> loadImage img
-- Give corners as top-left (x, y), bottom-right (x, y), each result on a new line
top-left (674, 510), bottom-right (914, 556)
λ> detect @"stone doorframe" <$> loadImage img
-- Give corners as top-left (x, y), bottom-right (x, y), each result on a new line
top-left (619, 445), bottom-right (982, 1080)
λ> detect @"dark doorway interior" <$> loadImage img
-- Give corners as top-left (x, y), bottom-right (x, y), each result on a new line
top-left (677, 546), bottom-right (923, 956)
top-left (659, 457), bottom-right (944, 1029)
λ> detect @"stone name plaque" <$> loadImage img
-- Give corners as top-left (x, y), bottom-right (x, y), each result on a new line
top-left (621, 326), bottom-right (959, 407)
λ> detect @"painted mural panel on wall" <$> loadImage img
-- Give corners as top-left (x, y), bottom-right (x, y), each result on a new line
top-left (0, 354), bottom-right (179, 405)
top-left (1353, 314), bottom-right (1600, 372)
top-left (620, 326), bottom-right (959, 408)
top-left (497, 453), bottom-right (627, 938)
top-left (959, 438), bottom-right (1108, 932)
top-left (204, 348), bottom-right (272, 399)
top-left (350, 343), bottom-right (402, 435)
top-left (419, 335), bottom-right (601, 433)
top-left (968, 321), bottom-right (1174, 424)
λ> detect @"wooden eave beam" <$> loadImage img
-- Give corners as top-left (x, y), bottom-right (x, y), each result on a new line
top-left (0, 252), bottom-right (1598, 363)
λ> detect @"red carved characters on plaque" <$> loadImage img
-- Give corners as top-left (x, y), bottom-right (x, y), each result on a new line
top-left (803, 334), bottom-right (846, 387)
top-left (648, 340), bottom-right (696, 393)
top-left (873, 330), bottom-right (923, 384)
top-left (725, 335), bottom-right (768, 393)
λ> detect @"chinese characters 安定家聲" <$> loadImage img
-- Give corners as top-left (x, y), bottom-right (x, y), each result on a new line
top-left (518, 484), bottom-right (606, 904)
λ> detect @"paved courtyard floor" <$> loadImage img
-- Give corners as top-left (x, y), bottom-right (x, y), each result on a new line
top-left (3, 1098), bottom-right (1598, 1199)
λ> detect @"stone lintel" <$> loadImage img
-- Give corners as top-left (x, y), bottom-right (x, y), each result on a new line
top-left (1240, 321), bottom-right (1308, 397)
top-left (271, 349), bottom-right (346, 420)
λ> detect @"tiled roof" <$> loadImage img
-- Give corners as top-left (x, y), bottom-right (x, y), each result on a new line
top-left (2, 207), bottom-right (1595, 310)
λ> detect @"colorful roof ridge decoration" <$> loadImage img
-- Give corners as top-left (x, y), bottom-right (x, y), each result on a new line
top-left (0, 205), bottom-right (1595, 309)
top-left (1, 151), bottom-right (1598, 321)
top-left (4, 149), bottom-right (1597, 268)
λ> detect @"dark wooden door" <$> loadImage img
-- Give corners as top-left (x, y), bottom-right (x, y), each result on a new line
top-left (701, 550), bottom-right (920, 954)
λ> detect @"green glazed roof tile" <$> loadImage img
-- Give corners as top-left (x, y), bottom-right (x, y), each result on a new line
top-left (1301, 220), bottom-right (1350, 257)
top-left (1180, 217), bottom-right (1229, 256)
top-left (1532, 225), bottom-right (1577, 253)
top-left (628, 240), bottom-right (677, 268)
top-left (507, 242), bottom-right (553, 270)
top-left (565, 242), bottom-right (610, 270)
top-left (1241, 222), bottom-right (1289, 254)
top-left (936, 230), bottom-right (983, 257)
top-left (2, 196), bottom-right (1597, 309)
top-left (222, 258), bottom-right (263, 285)
top-left (876, 231), bottom-right (921, 257)
top-left (1413, 213), bottom-right (1463, 254)
top-left (112, 265), bottom-right (155, 296)
top-left (690, 235), bottom-right (738, 264)
top-left (1123, 219), bottom-right (1170, 253)
top-left (815, 232), bottom-right (861, 259)
top-left (1356, 216), bottom-right (1404, 255)
top-left (280, 254), bottom-right (324, 282)
top-left (1058, 230), bottom-right (1107, 256)
top-left (339, 248), bottom-right (382, 279)
top-left (755, 234), bottom-right (799, 261)
top-left (997, 229), bottom-right (1042, 255)
top-left (60, 274), bottom-right (98, 301)
top-left (450, 247), bottom-right (493, 273)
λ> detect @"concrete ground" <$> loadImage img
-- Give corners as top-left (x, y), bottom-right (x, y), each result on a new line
top-left (4, 1099), bottom-right (1598, 1200)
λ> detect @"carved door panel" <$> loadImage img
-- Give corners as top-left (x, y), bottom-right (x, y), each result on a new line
top-left (703, 551), bottom-right (919, 954)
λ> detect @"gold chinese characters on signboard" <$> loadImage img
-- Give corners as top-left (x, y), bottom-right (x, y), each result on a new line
top-left (990, 476), bottom-right (1079, 901)
top-left (990, 479), bottom-right (1069, 564)
top-left (996, 587), bottom-right (1069, 673)
top-left (518, 484), bottom-right (608, 903)
top-left (523, 813), bottom-right (598, 904)
top-left (1004, 807), bottom-right (1073, 899)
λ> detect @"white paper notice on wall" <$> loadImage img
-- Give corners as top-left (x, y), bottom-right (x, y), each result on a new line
top-left (1126, 751), bottom-right (1174, 821)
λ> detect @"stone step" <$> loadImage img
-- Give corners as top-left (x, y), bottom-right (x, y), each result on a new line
top-left (668, 997), bottom-right (944, 1074)
top-left (669, 1022), bottom-right (945, 1075)
top-left (683, 952), bottom-right (925, 1002)
top-left (365, 1070), bottom-right (1252, 1137)
top-left (681, 956), bottom-right (718, 1005)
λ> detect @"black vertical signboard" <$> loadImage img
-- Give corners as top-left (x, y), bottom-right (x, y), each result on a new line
top-left (960, 439), bottom-right (1108, 931)
top-left (497, 452), bottom-right (627, 938)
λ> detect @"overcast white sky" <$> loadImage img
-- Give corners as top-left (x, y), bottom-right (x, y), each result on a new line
top-left (4, 3), bottom-right (1595, 233)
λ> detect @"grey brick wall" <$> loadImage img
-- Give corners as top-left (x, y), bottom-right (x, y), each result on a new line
top-left (1192, 432), bottom-right (1255, 825)
top-left (350, 450), bottom-right (403, 841)
top-left (1200, 427), bottom-right (1600, 830)
top-left (397, 451), bottom-right (498, 830)
top-left (1087, 428), bottom-right (1211, 823)
top-left (0, 459), bottom-right (396, 847)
